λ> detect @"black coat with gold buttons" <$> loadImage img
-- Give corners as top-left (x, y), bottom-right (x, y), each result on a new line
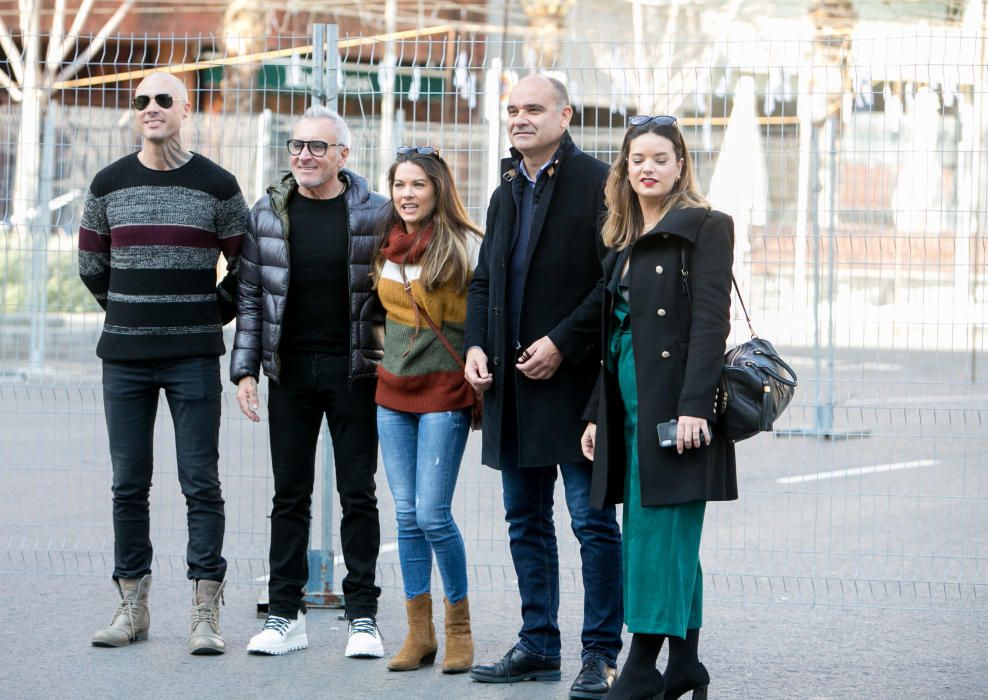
top-left (586, 206), bottom-right (738, 508)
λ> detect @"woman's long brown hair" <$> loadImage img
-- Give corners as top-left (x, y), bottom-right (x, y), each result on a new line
top-left (602, 120), bottom-right (708, 250)
top-left (372, 151), bottom-right (483, 293)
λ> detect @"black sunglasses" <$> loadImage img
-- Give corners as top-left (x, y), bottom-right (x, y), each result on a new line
top-left (286, 139), bottom-right (344, 157)
top-left (396, 146), bottom-right (439, 157)
top-left (132, 93), bottom-right (177, 110)
top-left (628, 114), bottom-right (678, 127)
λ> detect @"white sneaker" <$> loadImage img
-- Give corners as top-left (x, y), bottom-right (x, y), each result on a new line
top-left (247, 613), bottom-right (308, 655)
top-left (344, 617), bottom-right (383, 658)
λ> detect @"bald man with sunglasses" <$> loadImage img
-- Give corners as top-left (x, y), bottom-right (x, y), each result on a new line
top-left (80, 72), bottom-right (249, 654)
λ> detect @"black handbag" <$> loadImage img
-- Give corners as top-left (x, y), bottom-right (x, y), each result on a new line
top-left (681, 247), bottom-right (797, 442)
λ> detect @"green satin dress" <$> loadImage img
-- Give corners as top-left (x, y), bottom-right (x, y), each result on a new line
top-left (610, 293), bottom-right (705, 637)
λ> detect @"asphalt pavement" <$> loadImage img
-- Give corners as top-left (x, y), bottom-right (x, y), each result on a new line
top-left (1, 572), bottom-right (985, 699)
top-left (2, 341), bottom-right (987, 698)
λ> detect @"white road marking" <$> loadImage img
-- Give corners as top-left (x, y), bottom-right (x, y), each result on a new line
top-left (844, 393), bottom-right (988, 407)
top-left (776, 459), bottom-right (939, 485)
top-left (782, 356), bottom-right (904, 372)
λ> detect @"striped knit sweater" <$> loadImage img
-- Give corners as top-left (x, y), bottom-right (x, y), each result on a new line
top-left (78, 152), bottom-right (248, 361)
top-left (375, 233), bottom-right (482, 413)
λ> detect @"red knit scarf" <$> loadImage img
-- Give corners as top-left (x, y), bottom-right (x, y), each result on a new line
top-left (380, 221), bottom-right (434, 265)
top-left (380, 221), bottom-right (435, 357)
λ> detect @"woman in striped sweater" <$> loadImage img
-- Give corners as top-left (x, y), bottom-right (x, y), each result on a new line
top-left (372, 147), bottom-right (483, 675)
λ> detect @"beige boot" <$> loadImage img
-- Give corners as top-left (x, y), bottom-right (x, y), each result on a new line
top-left (387, 593), bottom-right (438, 671)
top-left (188, 579), bottom-right (226, 655)
top-left (91, 575), bottom-right (151, 647)
top-left (442, 596), bottom-right (473, 674)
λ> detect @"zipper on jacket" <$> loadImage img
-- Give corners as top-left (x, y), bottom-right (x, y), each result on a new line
top-left (272, 191), bottom-right (291, 380)
top-left (343, 188), bottom-right (354, 390)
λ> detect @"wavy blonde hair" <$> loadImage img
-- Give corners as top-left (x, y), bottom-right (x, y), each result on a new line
top-left (602, 120), bottom-right (709, 250)
top-left (372, 151), bottom-right (483, 293)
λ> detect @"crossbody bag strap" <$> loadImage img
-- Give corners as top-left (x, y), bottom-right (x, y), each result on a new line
top-left (399, 269), bottom-right (467, 371)
top-left (680, 243), bottom-right (757, 338)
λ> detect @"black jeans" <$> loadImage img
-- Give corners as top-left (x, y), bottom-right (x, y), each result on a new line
top-left (102, 357), bottom-right (226, 582)
top-left (267, 352), bottom-right (381, 619)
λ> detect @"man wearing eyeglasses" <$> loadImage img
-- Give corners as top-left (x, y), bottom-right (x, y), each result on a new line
top-left (464, 74), bottom-right (623, 697)
top-left (80, 72), bottom-right (249, 654)
top-left (231, 106), bottom-right (388, 658)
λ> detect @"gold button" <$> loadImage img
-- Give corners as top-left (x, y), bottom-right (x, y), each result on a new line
top-left (662, 233), bottom-right (669, 238)
top-left (655, 265), bottom-right (663, 274)
top-left (656, 308), bottom-right (666, 316)
top-left (661, 350), bottom-right (671, 359)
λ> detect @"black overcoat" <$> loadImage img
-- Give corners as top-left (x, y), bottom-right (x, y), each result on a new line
top-left (587, 206), bottom-right (739, 508)
top-left (464, 133), bottom-right (608, 468)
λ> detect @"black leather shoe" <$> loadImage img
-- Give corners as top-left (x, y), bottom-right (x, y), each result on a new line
top-left (663, 661), bottom-right (709, 699)
top-left (606, 668), bottom-right (665, 700)
top-left (469, 646), bottom-right (562, 684)
top-left (570, 654), bottom-right (617, 698)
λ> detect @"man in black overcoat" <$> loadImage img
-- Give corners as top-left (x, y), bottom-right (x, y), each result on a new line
top-left (464, 74), bottom-right (623, 698)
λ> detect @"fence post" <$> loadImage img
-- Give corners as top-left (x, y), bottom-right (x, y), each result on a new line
top-left (311, 24), bottom-right (325, 108)
top-left (253, 108), bottom-right (271, 206)
top-left (28, 100), bottom-right (56, 375)
top-left (303, 23), bottom-right (345, 610)
top-left (378, 0), bottom-right (397, 192)
top-left (326, 24), bottom-right (340, 113)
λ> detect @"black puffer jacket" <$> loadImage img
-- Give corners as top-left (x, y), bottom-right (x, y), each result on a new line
top-left (230, 169), bottom-right (388, 384)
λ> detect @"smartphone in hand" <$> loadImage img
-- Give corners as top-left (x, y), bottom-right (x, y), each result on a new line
top-left (657, 419), bottom-right (678, 448)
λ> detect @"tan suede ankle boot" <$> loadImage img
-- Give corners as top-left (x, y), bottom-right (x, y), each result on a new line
top-left (188, 579), bottom-right (226, 655)
top-left (387, 593), bottom-right (438, 671)
top-left (442, 596), bottom-right (473, 674)
top-left (91, 574), bottom-right (151, 647)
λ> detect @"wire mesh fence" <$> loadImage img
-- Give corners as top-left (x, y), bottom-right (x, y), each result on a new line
top-left (1, 23), bottom-right (986, 611)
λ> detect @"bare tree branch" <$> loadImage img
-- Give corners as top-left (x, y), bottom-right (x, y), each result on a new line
top-left (0, 15), bottom-right (26, 85)
top-left (0, 68), bottom-right (24, 101)
top-left (57, 0), bottom-right (95, 64)
top-left (18, 0), bottom-right (31, 37)
top-left (23, 0), bottom-right (40, 70)
top-left (46, 0), bottom-right (67, 76)
top-left (54, 0), bottom-right (135, 84)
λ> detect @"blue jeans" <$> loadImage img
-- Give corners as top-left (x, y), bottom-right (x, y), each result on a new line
top-left (102, 357), bottom-right (226, 582)
top-left (377, 406), bottom-right (470, 603)
top-left (501, 461), bottom-right (623, 665)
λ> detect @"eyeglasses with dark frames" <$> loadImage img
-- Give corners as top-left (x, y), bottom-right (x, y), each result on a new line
top-left (286, 140), bottom-right (343, 157)
top-left (132, 93), bottom-right (178, 110)
top-left (396, 146), bottom-right (440, 157)
top-left (628, 114), bottom-right (678, 128)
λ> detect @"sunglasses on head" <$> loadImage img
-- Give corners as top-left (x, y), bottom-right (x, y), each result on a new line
top-left (396, 146), bottom-right (439, 157)
top-left (131, 93), bottom-right (177, 110)
top-left (286, 139), bottom-right (344, 157)
top-left (628, 114), bottom-right (678, 127)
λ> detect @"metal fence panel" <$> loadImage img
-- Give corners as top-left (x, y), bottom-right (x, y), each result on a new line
top-left (1, 27), bottom-right (985, 611)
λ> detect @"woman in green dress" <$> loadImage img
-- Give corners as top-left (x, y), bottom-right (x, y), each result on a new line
top-left (581, 115), bottom-right (737, 700)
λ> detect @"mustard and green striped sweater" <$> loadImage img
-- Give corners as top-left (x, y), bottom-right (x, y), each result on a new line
top-left (375, 233), bottom-right (482, 413)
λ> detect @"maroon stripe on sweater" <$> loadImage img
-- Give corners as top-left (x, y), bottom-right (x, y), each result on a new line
top-left (218, 234), bottom-right (243, 258)
top-left (110, 224), bottom-right (218, 248)
top-left (79, 226), bottom-right (110, 252)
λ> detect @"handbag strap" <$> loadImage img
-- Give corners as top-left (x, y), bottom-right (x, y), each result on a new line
top-left (680, 244), bottom-right (757, 338)
top-left (398, 268), bottom-right (467, 371)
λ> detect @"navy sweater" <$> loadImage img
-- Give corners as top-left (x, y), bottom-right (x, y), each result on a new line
top-left (78, 152), bottom-right (249, 361)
